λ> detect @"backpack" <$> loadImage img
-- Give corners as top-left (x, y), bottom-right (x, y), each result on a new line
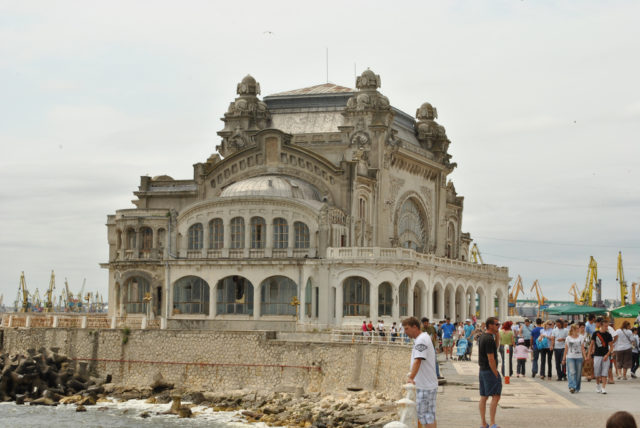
top-left (537, 335), bottom-right (549, 350)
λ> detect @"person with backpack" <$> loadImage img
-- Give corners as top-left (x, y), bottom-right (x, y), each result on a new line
top-left (538, 320), bottom-right (554, 380)
top-left (530, 318), bottom-right (544, 378)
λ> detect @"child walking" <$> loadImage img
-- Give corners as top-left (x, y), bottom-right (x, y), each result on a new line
top-left (515, 337), bottom-right (530, 377)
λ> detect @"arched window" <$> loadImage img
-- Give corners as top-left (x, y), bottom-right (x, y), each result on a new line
top-left (126, 228), bottom-right (136, 249)
top-left (378, 282), bottom-right (393, 316)
top-left (157, 228), bottom-right (165, 248)
top-left (173, 276), bottom-right (209, 315)
top-left (447, 222), bottom-right (456, 259)
top-left (273, 218), bottom-right (288, 249)
top-left (124, 276), bottom-right (150, 314)
top-left (398, 198), bottom-right (426, 252)
top-left (305, 278), bottom-right (312, 318)
top-left (216, 276), bottom-right (253, 315)
top-left (260, 276), bottom-right (298, 316)
top-left (251, 217), bottom-right (266, 249)
top-left (140, 227), bottom-right (153, 250)
top-left (399, 279), bottom-right (409, 317)
top-left (294, 222), bottom-right (310, 249)
top-left (359, 198), bottom-right (366, 220)
top-left (208, 219), bottom-right (224, 249)
top-left (343, 276), bottom-right (370, 316)
top-left (230, 217), bottom-right (245, 249)
top-left (188, 223), bottom-right (203, 250)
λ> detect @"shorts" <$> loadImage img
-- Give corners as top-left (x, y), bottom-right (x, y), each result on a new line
top-left (479, 369), bottom-right (502, 397)
top-left (593, 356), bottom-right (610, 377)
top-left (416, 388), bottom-right (437, 425)
top-left (616, 349), bottom-right (633, 369)
top-left (443, 338), bottom-right (454, 347)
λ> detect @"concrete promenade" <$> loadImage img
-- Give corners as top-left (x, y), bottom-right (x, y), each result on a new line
top-left (433, 352), bottom-right (640, 428)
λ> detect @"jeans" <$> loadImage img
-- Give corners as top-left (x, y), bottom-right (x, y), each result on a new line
top-left (540, 348), bottom-right (553, 377)
top-left (632, 352), bottom-right (639, 374)
top-left (499, 345), bottom-right (513, 376)
top-left (517, 359), bottom-right (526, 375)
top-left (554, 348), bottom-right (566, 379)
top-left (532, 348), bottom-right (540, 376)
top-left (566, 358), bottom-right (583, 391)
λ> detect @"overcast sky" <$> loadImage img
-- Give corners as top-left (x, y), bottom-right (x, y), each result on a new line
top-left (1, 0), bottom-right (639, 307)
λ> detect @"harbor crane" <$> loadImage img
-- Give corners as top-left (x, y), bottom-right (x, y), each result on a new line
top-left (470, 243), bottom-right (484, 264)
top-left (617, 251), bottom-right (629, 306)
top-left (19, 271), bottom-right (30, 312)
top-left (508, 275), bottom-right (524, 316)
top-left (32, 288), bottom-right (42, 312)
top-left (44, 270), bottom-right (55, 312)
top-left (530, 280), bottom-right (548, 318)
top-left (580, 256), bottom-right (598, 306)
top-left (568, 283), bottom-right (581, 305)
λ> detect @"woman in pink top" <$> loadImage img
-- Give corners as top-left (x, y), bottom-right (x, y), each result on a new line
top-left (515, 338), bottom-right (530, 378)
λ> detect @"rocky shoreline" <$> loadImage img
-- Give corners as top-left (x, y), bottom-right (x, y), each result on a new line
top-left (0, 348), bottom-right (398, 427)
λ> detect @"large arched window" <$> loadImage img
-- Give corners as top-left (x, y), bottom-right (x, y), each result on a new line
top-left (188, 223), bottom-right (203, 249)
top-left (378, 282), bottom-right (393, 316)
top-left (208, 219), bottom-right (224, 249)
top-left (140, 227), bottom-right (153, 250)
top-left (294, 222), bottom-right (310, 249)
top-left (398, 198), bottom-right (426, 252)
top-left (260, 276), bottom-right (298, 315)
top-left (399, 279), bottom-right (409, 317)
top-left (124, 276), bottom-right (150, 314)
top-left (230, 217), bottom-right (245, 249)
top-left (126, 228), bottom-right (136, 249)
top-left (173, 276), bottom-right (209, 315)
top-left (216, 276), bottom-right (253, 315)
top-left (273, 218), bottom-right (288, 248)
top-left (343, 276), bottom-right (370, 316)
top-left (251, 217), bottom-right (266, 249)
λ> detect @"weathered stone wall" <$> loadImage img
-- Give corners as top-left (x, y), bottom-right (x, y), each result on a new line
top-left (0, 328), bottom-right (410, 398)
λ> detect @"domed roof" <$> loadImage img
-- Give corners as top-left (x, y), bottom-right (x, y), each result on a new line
top-left (220, 175), bottom-right (322, 201)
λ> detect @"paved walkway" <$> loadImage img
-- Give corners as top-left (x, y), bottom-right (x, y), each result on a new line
top-left (432, 351), bottom-right (640, 428)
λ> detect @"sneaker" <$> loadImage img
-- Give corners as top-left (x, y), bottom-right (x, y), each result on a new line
top-left (596, 384), bottom-right (602, 393)
top-left (569, 388), bottom-right (575, 393)
top-left (631, 373), bottom-right (637, 379)
top-left (601, 388), bottom-right (607, 394)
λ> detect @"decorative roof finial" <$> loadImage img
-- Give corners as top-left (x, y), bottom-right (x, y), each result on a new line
top-left (356, 69), bottom-right (381, 90)
top-left (237, 75), bottom-right (260, 96)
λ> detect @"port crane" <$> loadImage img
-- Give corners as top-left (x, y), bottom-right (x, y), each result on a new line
top-left (508, 275), bottom-right (524, 316)
top-left (470, 243), bottom-right (484, 264)
top-left (617, 252), bottom-right (629, 306)
top-left (580, 256), bottom-right (598, 306)
top-left (19, 271), bottom-right (30, 312)
top-left (530, 280), bottom-right (548, 318)
top-left (44, 270), bottom-right (56, 312)
top-left (568, 283), bottom-right (581, 305)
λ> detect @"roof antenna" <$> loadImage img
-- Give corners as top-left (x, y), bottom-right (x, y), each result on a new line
top-left (326, 47), bottom-right (329, 83)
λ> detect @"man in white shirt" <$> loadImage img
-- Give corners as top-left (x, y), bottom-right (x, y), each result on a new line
top-left (403, 316), bottom-right (438, 428)
top-left (552, 319), bottom-right (568, 380)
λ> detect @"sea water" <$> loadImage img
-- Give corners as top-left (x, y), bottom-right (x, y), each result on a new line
top-left (0, 399), bottom-right (278, 428)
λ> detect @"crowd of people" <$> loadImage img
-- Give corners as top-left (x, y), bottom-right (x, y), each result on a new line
top-left (397, 313), bottom-right (640, 428)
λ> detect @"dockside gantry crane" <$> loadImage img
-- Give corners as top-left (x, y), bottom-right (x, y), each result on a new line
top-left (617, 251), bottom-right (629, 306)
top-left (470, 243), bottom-right (484, 264)
top-left (580, 256), bottom-right (598, 306)
top-left (44, 270), bottom-right (55, 312)
top-left (568, 283), bottom-right (581, 305)
top-left (19, 271), bottom-right (30, 312)
top-left (530, 280), bottom-right (548, 318)
top-left (508, 275), bottom-right (524, 316)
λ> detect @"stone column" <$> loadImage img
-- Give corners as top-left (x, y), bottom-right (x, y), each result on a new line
top-left (287, 221), bottom-right (294, 257)
top-left (426, 285), bottom-right (433, 321)
top-left (448, 288), bottom-right (455, 320)
top-left (392, 285), bottom-right (399, 320)
top-left (370, 282), bottom-right (378, 322)
top-left (209, 282), bottom-right (216, 318)
top-left (244, 219), bottom-right (251, 257)
top-left (253, 283), bottom-right (261, 320)
top-left (265, 218), bottom-right (273, 257)
top-left (336, 285), bottom-right (343, 326)
top-left (223, 222), bottom-right (231, 257)
top-left (300, 279), bottom-right (307, 320)
top-left (407, 285), bottom-right (414, 318)
top-left (203, 222), bottom-right (210, 252)
top-left (460, 291), bottom-right (467, 322)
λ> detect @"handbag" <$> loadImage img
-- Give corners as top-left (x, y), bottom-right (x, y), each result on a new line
top-left (537, 335), bottom-right (549, 350)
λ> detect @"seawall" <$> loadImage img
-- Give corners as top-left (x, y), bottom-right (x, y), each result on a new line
top-left (0, 328), bottom-right (410, 397)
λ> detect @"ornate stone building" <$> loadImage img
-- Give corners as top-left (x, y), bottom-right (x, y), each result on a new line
top-left (103, 70), bottom-right (509, 330)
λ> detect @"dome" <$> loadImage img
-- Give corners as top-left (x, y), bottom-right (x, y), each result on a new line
top-left (220, 175), bottom-right (322, 201)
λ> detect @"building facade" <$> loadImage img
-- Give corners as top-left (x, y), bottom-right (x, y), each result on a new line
top-left (102, 70), bottom-right (509, 330)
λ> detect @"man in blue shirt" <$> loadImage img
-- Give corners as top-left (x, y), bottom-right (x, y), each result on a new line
top-left (585, 314), bottom-right (596, 336)
top-left (441, 317), bottom-right (456, 360)
top-left (530, 318), bottom-right (543, 378)
top-left (464, 319), bottom-right (475, 359)
top-left (521, 319), bottom-right (534, 348)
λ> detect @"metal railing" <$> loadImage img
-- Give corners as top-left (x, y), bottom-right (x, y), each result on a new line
top-left (330, 328), bottom-right (413, 346)
top-left (0, 313), bottom-right (165, 330)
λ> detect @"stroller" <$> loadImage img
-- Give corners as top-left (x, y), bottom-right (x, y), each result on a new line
top-left (456, 338), bottom-right (469, 361)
